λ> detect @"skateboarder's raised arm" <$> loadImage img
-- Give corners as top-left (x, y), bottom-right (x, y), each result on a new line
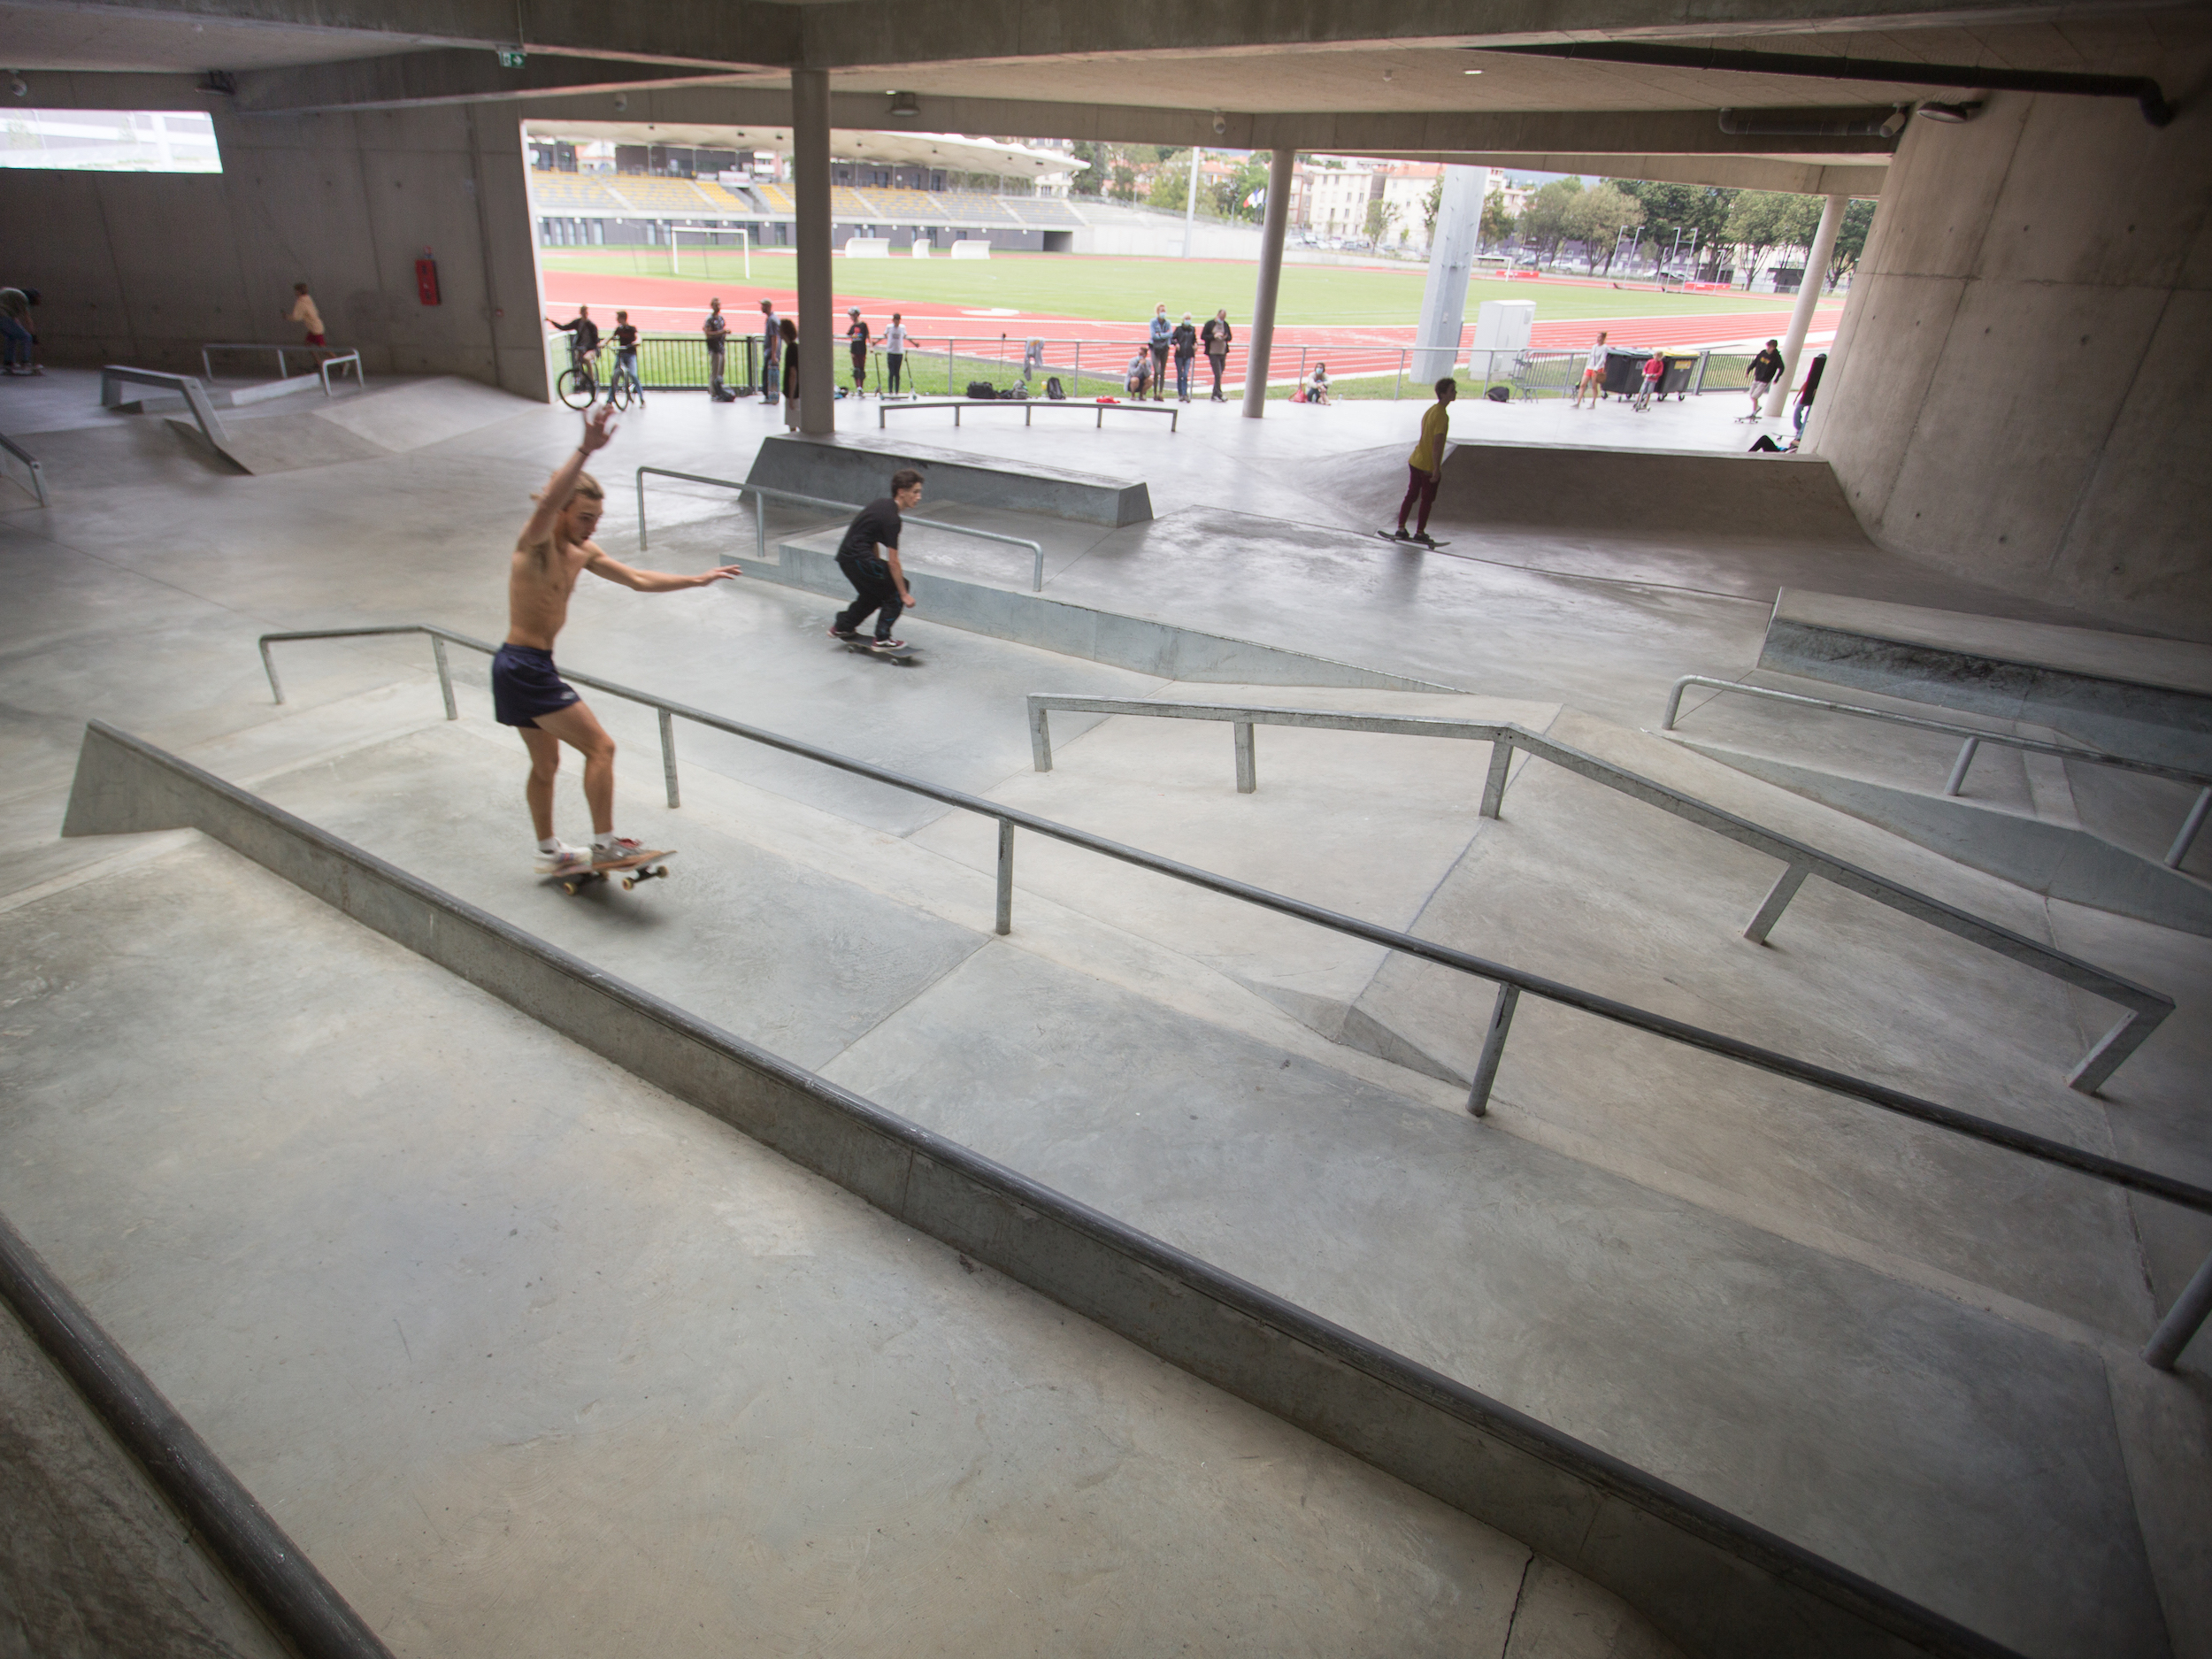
top-left (584, 547), bottom-right (742, 592)
top-left (518, 405), bottom-right (617, 554)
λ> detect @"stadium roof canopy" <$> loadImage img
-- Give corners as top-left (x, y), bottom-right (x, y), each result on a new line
top-left (4, 0), bottom-right (2195, 194)
top-left (520, 118), bottom-right (1080, 180)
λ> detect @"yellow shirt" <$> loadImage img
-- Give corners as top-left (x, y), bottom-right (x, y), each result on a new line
top-left (1408, 401), bottom-right (1450, 472)
top-left (289, 294), bottom-right (324, 334)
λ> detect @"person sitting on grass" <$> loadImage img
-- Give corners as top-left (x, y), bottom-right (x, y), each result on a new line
top-left (1125, 351), bottom-right (1152, 398)
top-left (1302, 361), bottom-right (1332, 405)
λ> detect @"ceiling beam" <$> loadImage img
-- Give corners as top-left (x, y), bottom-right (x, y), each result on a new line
top-left (232, 51), bottom-right (768, 113)
top-left (1434, 153), bottom-right (1890, 193)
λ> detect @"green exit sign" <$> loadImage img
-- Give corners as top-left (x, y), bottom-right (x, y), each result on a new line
top-left (496, 47), bottom-right (527, 68)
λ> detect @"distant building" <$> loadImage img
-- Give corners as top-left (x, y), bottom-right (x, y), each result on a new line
top-left (1292, 157), bottom-right (1383, 240)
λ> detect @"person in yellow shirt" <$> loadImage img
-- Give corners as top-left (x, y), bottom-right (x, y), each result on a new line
top-left (1386, 378), bottom-right (1456, 547)
top-left (285, 282), bottom-right (326, 347)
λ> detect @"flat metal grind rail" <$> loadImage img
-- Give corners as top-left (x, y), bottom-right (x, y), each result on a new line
top-left (0, 1207), bottom-right (396, 1659)
top-left (632, 465), bottom-right (1048, 592)
top-left (1025, 694), bottom-right (2171, 1096)
top-left (1663, 674), bottom-right (2212, 869)
top-left (251, 627), bottom-right (2211, 1371)
top-left (879, 398), bottom-right (1180, 433)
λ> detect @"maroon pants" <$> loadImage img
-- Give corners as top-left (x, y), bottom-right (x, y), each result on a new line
top-left (1397, 464), bottom-right (1440, 534)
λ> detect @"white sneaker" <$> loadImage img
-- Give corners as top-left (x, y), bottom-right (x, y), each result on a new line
top-left (534, 841), bottom-right (594, 875)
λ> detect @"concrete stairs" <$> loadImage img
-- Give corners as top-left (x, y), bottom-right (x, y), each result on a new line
top-left (96, 664), bottom-right (2210, 1657)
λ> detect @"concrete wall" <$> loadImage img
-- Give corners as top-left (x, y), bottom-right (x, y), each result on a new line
top-left (0, 74), bottom-right (548, 399)
top-left (1816, 49), bottom-right (2212, 641)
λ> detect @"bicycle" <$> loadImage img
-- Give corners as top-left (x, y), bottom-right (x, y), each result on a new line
top-left (604, 352), bottom-right (645, 411)
top-left (556, 347), bottom-right (604, 411)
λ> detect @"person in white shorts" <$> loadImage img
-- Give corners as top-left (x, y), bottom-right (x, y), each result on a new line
top-left (1573, 331), bottom-right (1610, 408)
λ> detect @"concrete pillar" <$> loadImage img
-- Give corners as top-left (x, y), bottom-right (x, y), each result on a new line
top-left (1412, 165), bottom-right (1487, 382)
top-left (1240, 148), bottom-right (1297, 419)
top-left (791, 68), bottom-right (835, 434)
top-left (1765, 193), bottom-right (1847, 419)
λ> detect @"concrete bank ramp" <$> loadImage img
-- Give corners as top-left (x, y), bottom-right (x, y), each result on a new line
top-left (1762, 588), bottom-right (2212, 770)
top-left (164, 376), bottom-right (538, 475)
top-left (748, 431), bottom-right (1153, 526)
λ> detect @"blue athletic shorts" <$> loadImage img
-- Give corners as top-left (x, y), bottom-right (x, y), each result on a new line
top-left (490, 642), bottom-right (580, 728)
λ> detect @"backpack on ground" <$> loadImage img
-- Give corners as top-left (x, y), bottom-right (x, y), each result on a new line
top-left (1045, 376), bottom-right (1065, 400)
top-left (964, 380), bottom-right (996, 400)
top-left (1485, 385), bottom-right (1510, 403)
top-left (1009, 380), bottom-right (1030, 401)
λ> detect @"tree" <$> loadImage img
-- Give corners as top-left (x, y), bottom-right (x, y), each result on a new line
top-left (1108, 158), bottom-right (1138, 204)
top-left (1827, 197), bottom-right (1877, 288)
top-left (1220, 154), bottom-right (1271, 223)
top-left (1608, 179), bottom-right (1735, 270)
top-left (1364, 196), bottom-right (1397, 245)
top-left (1067, 140), bottom-right (1108, 198)
top-left (1479, 188), bottom-right (1517, 250)
top-left (1722, 190), bottom-right (1813, 286)
top-left (1147, 150), bottom-right (1194, 212)
top-left (1517, 177), bottom-right (1584, 264)
top-left (1422, 177), bottom-right (1443, 241)
top-left (1566, 181), bottom-right (1644, 273)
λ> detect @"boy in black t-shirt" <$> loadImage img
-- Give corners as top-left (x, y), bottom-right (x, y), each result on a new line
top-left (846, 308), bottom-right (872, 396)
top-left (829, 469), bottom-right (924, 650)
top-left (610, 311), bottom-right (642, 401)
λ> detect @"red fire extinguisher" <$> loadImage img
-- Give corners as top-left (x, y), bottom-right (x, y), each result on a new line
top-left (415, 248), bottom-right (441, 306)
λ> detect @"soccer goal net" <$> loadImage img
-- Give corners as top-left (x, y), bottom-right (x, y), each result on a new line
top-left (670, 226), bottom-right (751, 279)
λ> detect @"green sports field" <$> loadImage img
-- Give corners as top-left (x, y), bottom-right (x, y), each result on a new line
top-left (535, 246), bottom-right (1801, 328)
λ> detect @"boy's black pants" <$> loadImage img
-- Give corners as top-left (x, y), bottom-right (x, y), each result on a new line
top-left (834, 556), bottom-right (903, 637)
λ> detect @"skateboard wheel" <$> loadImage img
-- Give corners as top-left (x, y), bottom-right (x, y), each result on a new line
top-left (621, 876), bottom-right (636, 890)
top-left (561, 880), bottom-right (579, 895)
top-left (653, 865), bottom-right (668, 878)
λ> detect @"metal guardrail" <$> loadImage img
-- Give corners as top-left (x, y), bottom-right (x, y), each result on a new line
top-left (632, 465), bottom-right (1048, 593)
top-left (1023, 694), bottom-right (2171, 1096)
top-left (0, 430), bottom-right (47, 507)
top-left (318, 350), bottom-right (364, 396)
top-left (879, 398), bottom-right (1180, 433)
top-left (1663, 675), bottom-right (2212, 870)
top-left (251, 628), bottom-right (2212, 1369)
top-left (99, 364), bottom-right (234, 460)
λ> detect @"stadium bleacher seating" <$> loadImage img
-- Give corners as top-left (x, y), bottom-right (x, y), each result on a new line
top-left (937, 192), bottom-right (1021, 226)
top-left (529, 166), bottom-right (1082, 237)
top-left (529, 171), bottom-right (625, 212)
top-left (755, 181), bottom-right (795, 213)
top-left (1006, 197), bottom-right (1083, 228)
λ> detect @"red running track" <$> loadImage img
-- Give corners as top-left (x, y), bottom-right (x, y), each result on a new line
top-left (540, 269), bottom-right (1840, 383)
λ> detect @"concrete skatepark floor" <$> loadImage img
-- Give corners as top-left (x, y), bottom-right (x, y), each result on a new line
top-left (1, 371), bottom-right (2208, 1657)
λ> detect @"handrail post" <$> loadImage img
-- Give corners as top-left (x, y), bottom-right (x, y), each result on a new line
top-left (753, 487), bottom-right (767, 566)
top-left (2144, 1248), bottom-right (2212, 1370)
top-left (260, 638), bottom-right (285, 704)
top-left (995, 818), bottom-right (1015, 935)
top-left (1943, 737), bottom-right (1980, 796)
top-left (1662, 678), bottom-right (1692, 730)
top-left (1480, 734), bottom-right (1514, 818)
top-left (635, 469), bottom-right (649, 550)
top-left (1029, 702), bottom-right (1053, 772)
top-left (430, 634), bottom-right (457, 720)
top-left (1233, 720), bottom-right (1256, 793)
top-left (1467, 983), bottom-right (1519, 1116)
top-left (1029, 541), bottom-right (1043, 593)
top-left (2167, 786), bottom-right (2210, 869)
top-left (1745, 862), bottom-right (1811, 945)
top-left (658, 709), bottom-right (680, 808)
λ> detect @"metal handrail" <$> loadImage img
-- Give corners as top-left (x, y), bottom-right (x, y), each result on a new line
top-left (100, 365), bottom-right (231, 450)
top-left (1663, 674), bottom-right (2212, 870)
top-left (199, 342), bottom-right (314, 383)
top-left (0, 431), bottom-right (47, 507)
top-left (319, 350), bottom-right (364, 397)
top-left (1023, 693), bottom-right (2170, 1095)
top-left (633, 465), bottom-right (1047, 593)
top-left (254, 623), bottom-right (2212, 1368)
top-left (879, 398), bottom-right (1180, 433)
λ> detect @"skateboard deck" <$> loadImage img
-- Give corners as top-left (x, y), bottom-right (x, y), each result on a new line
top-left (1376, 532), bottom-right (1452, 549)
top-left (541, 848), bottom-right (676, 895)
top-left (844, 640), bottom-right (924, 665)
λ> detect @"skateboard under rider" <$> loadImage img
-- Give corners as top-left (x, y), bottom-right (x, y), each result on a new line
top-left (541, 847), bottom-right (676, 895)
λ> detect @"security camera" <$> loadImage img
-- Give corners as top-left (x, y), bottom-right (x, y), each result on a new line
top-left (1212, 112), bottom-right (1226, 135)
top-left (613, 92), bottom-right (628, 112)
top-left (9, 73), bottom-right (27, 100)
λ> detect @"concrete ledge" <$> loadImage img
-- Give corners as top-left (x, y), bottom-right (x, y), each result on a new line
top-left (60, 721), bottom-right (2020, 1659)
top-left (1671, 737), bottom-right (2212, 937)
top-left (1435, 442), bottom-right (1868, 541)
top-left (748, 432), bottom-right (1153, 526)
top-left (755, 535), bottom-right (1457, 692)
top-left (1761, 590), bottom-right (2212, 771)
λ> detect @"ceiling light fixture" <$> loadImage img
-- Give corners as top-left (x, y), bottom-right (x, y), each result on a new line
top-left (888, 90), bottom-right (919, 119)
top-left (1463, 68), bottom-right (1482, 74)
top-left (1916, 99), bottom-right (1984, 123)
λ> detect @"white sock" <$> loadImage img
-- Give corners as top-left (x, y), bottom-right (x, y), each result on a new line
top-left (594, 830), bottom-right (620, 849)
top-left (538, 836), bottom-right (563, 855)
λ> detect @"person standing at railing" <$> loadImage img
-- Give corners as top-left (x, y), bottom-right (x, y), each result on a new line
top-left (1384, 378), bottom-right (1454, 547)
top-left (703, 298), bottom-right (732, 401)
top-left (1171, 313), bottom-right (1198, 403)
top-left (758, 298), bottom-right (781, 405)
top-left (1201, 309), bottom-right (1232, 402)
top-left (882, 312), bottom-right (910, 395)
top-left (496, 403), bottom-right (741, 878)
top-left (1571, 330), bottom-right (1609, 409)
top-left (611, 311), bottom-right (643, 403)
top-left (780, 317), bottom-right (801, 431)
top-left (826, 468), bottom-right (923, 653)
top-left (846, 307), bottom-right (872, 397)
top-left (545, 305), bottom-right (601, 396)
top-left (1147, 303), bottom-right (1172, 403)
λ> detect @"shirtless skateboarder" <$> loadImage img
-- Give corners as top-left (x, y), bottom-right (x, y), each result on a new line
top-left (495, 404), bottom-right (741, 874)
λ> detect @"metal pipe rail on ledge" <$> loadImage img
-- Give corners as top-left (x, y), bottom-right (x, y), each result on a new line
top-left (0, 431), bottom-right (48, 507)
top-left (251, 626), bottom-right (2212, 1368)
top-left (1024, 694), bottom-right (2172, 1098)
top-left (633, 465), bottom-right (1047, 592)
top-left (879, 398), bottom-right (1180, 433)
top-left (1663, 674), bottom-right (2212, 869)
